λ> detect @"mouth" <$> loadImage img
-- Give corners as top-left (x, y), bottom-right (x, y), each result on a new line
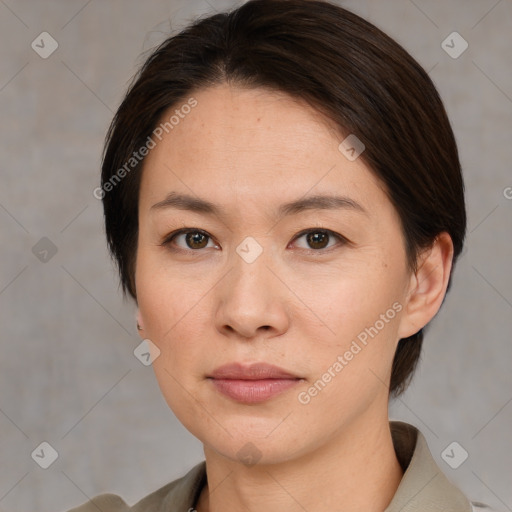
top-left (207, 362), bottom-right (303, 404)
top-left (208, 377), bottom-right (302, 403)
top-left (208, 361), bottom-right (300, 380)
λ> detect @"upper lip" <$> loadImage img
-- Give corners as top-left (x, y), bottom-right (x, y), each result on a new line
top-left (208, 362), bottom-right (300, 380)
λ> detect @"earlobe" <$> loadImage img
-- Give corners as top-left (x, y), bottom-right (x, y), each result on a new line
top-left (397, 232), bottom-right (454, 340)
top-left (136, 309), bottom-right (145, 336)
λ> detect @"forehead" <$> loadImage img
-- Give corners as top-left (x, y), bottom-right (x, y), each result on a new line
top-left (139, 84), bottom-right (387, 216)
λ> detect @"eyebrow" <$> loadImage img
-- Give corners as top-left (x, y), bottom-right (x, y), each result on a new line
top-left (150, 191), bottom-right (368, 219)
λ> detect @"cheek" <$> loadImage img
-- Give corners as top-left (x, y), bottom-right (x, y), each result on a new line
top-left (135, 248), bottom-right (195, 335)
top-left (136, 263), bottom-right (206, 418)
top-left (297, 288), bottom-right (404, 418)
top-left (135, 250), bottom-right (213, 376)
top-left (299, 257), bottom-right (407, 393)
top-left (306, 259), bottom-right (405, 336)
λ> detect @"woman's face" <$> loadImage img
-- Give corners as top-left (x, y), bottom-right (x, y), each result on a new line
top-left (135, 84), bottom-right (417, 464)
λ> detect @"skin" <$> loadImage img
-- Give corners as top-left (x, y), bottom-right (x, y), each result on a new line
top-left (135, 84), bottom-right (454, 512)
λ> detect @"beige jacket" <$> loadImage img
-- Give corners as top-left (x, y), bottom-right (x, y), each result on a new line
top-left (67, 421), bottom-right (499, 512)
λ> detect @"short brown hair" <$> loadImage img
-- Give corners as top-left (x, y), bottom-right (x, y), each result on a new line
top-left (100, 0), bottom-right (466, 397)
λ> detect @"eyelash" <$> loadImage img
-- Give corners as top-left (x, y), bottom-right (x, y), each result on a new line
top-left (159, 227), bottom-right (348, 254)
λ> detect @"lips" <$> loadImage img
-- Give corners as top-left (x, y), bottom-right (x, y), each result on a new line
top-left (207, 362), bottom-right (302, 404)
top-left (208, 362), bottom-right (299, 380)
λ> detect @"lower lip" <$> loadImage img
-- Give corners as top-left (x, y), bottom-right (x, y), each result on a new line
top-left (209, 378), bottom-right (301, 403)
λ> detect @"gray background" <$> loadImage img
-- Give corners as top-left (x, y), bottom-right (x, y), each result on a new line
top-left (0, 1), bottom-right (511, 511)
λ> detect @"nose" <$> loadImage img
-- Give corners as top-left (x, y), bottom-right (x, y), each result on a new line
top-left (214, 247), bottom-right (290, 340)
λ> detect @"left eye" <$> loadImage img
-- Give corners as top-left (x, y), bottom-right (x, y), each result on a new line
top-left (291, 229), bottom-right (345, 251)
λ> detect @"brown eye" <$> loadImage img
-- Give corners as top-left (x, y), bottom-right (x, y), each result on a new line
top-left (292, 228), bottom-right (346, 252)
top-left (184, 231), bottom-right (209, 249)
top-left (306, 231), bottom-right (329, 249)
top-left (162, 229), bottom-right (216, 251)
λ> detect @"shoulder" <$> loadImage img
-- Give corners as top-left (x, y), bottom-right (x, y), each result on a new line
top-left (65, 482), bottom-right (183, 512)
top-left (65, 493), bottom-right (129, 511)
top-left (64, 461), bottom-right (206, 512)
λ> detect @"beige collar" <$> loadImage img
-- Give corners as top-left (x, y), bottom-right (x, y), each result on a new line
top-left (385, 421), bottom-right (472, 511)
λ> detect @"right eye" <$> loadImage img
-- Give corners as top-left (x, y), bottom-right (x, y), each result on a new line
top-left (160, 228), bottom-right (219, 252)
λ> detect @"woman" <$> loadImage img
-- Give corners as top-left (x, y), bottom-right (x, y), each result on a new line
top-left (70, 1), bottom-right (499, 510)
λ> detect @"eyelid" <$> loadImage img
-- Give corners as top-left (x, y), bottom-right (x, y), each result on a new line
top-left (289, 228), bottom-right (348, 252)
top-left (160, 227), bottom-right (218, 250)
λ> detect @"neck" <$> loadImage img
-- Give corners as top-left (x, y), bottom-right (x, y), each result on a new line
top-left (195, 413), bottom-right (403, 512)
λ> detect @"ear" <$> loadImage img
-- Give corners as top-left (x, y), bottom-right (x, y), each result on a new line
top-left (136, 308), bottom-right (145, 338)
top-left (397, 232), bottom-right (454, 340)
